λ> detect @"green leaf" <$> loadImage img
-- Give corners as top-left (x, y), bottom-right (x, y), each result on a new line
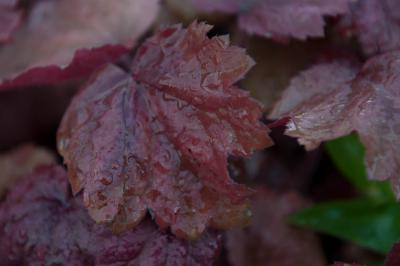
top-left (289, 199), bottom-right (400, 254)
top-left (325, 134), bottom-right (394, 201)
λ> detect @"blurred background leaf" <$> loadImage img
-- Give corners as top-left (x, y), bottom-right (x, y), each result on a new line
top-left (289, 199), bottom-right (400, 254)
top-left (325, 134), bottom-right (394, 202)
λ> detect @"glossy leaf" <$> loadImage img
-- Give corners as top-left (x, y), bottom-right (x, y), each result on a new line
top-left (269, 53), bottom-right (400, 197)
top-left (325, 134), bottom-right (394, 201)
top-left (57, 22), bottom-right (272, 239)
top-left (0, 165), bottom-right (222, 266)
top-left (290, 200), bottom-right (400, 254)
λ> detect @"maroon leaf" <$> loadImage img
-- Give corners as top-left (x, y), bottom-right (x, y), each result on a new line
top-left (0, 45), bottom-right (128, 91)
top-left (269, 52), bottom-right (400, 195)
top-left (337, 0), bottom-right (400, 55)
top-left (0, 0), bottom-right (21, 43)
top-left (225, 189), bottom-right (326, 266)
top-left (57, 22), bottom-right (272, 239)
top-left (192, 0), bottom-right (350, 41)
top-left (0, 165), bottom-right (222, 265)
top-left (0, 0), bottom-right (159, 90)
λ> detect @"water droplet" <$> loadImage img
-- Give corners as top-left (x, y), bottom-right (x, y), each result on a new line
top-left (100, 176), bottom-right (113, 185)
top-left (176, 99), bottom-right (187, 110)
top-left (191, 138), bottom-right (200, 146)
top-left (111, 163), bottom-right (119, 170)
top-left (57, 138), bottom-right (68, 151)
top-left (177, 179), bottom-right (185, 187)
top-left (97, 192), bottom-right (107, 201)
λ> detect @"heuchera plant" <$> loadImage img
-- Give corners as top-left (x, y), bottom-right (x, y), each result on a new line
top-left (57, 22), bottom-right (272, 239)
top-left (1, 0), bottom-right (400, 265)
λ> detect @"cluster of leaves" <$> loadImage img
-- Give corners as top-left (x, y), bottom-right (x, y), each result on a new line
top-left (0, 165), bottom-right (221, 265)
top-left (1, 0), bottom-right (400, 265)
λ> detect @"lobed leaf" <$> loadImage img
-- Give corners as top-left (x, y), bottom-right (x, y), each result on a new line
top-left (269, 52), bottom-right (400, 197)
top-left (337, 0), bottom-right (400, 56)
top-left (58, 22), bottom-right (272, 239)
top-left (192, 0), bottom-right (350, 41)
top-left (0, 165), bottom-right (222, 266)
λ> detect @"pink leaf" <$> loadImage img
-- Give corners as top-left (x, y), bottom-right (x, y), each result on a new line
top-left (269, 51), bottom-right (400, 196)
top-left (193, 0), bottom-right (350, 41)
top-left (337, 0), bottom-right (400, 55)
top-left (0, 0), bottom-right (159, 90)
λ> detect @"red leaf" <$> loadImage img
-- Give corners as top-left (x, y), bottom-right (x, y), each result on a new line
top-left (0, 0), bottom-right (159, 90)
top-left (192, 0), bottom-right (350, 41)
top-left (0, 0), bottom-right (21, 43)
top-left (337, 0), bottom-right (400, 55)
top-left (225, 189), bottom-right (326, 266)
top-left (0, 165), bottom-right (222, 265)
top-left (57, 22), bottom-right (272, 238)
top-left (0, 45), bottom-right (128, 91)
top-left (269, 52), bottom-right (400, 195)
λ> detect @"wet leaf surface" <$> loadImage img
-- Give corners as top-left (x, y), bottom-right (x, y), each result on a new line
top-left (58, 22), bottom-right (272, 239)
top-left (269, 52), bottom-right (400, 196)
top-left (0, 165), bottom-right (222, 266)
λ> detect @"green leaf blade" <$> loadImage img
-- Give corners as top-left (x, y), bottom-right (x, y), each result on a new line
top-left (325, 134), bottom-right (394, 201)
top-left (290, 200), bottom-right (400, 254)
